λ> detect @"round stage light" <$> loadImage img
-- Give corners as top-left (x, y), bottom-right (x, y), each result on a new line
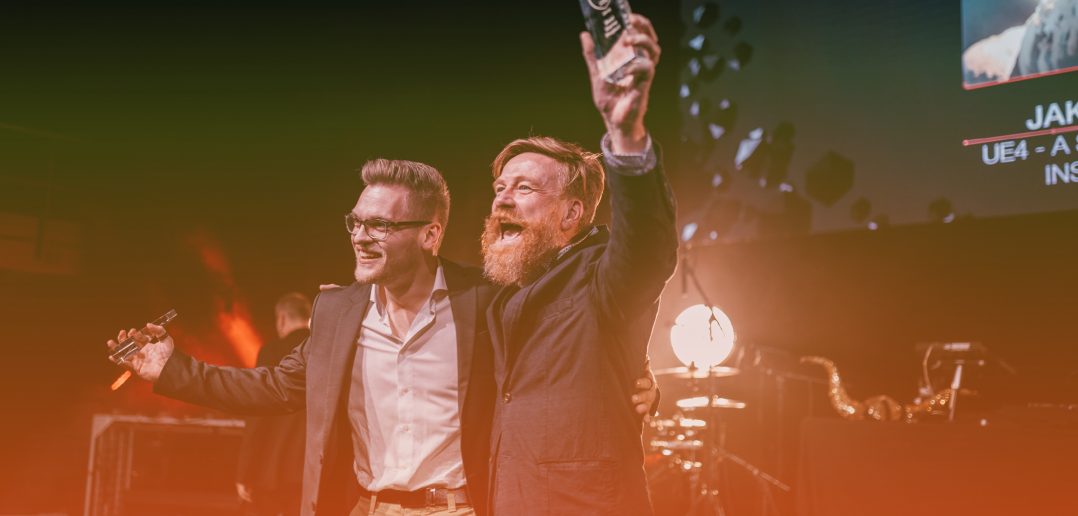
top-left (670, 304), bottom-right (736, 369)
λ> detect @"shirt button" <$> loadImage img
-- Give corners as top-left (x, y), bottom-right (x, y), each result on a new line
top-left (503, 392), bottom-right (512, 403)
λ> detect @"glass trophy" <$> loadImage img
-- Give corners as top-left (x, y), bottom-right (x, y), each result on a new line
top-left (579, 0), bottom-right (637, 83)
top-left (108, 309), bottom-right (178, 363)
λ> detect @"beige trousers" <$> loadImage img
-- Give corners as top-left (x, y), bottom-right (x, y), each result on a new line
top-left (349, 494), bottom-right (476, 516)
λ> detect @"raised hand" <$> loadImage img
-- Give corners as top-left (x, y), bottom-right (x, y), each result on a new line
top-left (106, 323), bottom-right (174, 382)
top-left (580, 13), bottom-right (661, 154)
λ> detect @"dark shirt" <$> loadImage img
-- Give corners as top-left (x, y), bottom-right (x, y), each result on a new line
top-left (237, 328), bottom-right (309, 491)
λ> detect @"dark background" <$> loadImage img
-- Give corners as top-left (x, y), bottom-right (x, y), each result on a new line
top-left (677, 0), bottom-right (1078, 237)
top-left (1, 1), bottom-right (1076, 514)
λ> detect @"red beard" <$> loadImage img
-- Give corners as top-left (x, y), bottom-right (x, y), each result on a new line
top-left (481, 208), bottom-right (563, 286)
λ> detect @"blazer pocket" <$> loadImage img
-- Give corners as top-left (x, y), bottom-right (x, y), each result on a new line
top-left (539, 460), bottom-right (616, 515)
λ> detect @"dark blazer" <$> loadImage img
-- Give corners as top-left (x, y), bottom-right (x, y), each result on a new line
top-left (236, 328), bottom-right (308, 496)
top-left (487, 153), bottom-right (678, 515)
top-left (154, 260), bottom-right (496, 516)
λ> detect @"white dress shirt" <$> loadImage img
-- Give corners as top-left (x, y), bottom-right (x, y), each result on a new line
top-left (348, 265), bottom-right (465, 491)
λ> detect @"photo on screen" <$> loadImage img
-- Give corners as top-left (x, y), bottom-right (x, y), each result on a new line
top-left (962, 0), bottom-right (1078, 90)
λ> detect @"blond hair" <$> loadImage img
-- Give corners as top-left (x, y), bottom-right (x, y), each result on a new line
top-left (490, 136), bottom-right (605, 229)
top-left (360, 158), bottom-right (451, 225)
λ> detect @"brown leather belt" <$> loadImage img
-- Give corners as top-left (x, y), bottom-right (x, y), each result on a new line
top-left (361, 486), bottom-right (469, 508)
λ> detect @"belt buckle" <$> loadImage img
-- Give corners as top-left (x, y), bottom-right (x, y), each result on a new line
top-left (425, 487), bottom-right (438, 506)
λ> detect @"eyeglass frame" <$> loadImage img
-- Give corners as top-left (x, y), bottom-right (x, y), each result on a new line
top-left (344, 213), bottom-right (431, 241)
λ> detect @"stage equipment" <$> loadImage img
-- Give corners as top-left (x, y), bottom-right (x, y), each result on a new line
top-left (691, 2), bottom-right (719, 29)
top-left (655, 365), bottom-right (740, 380)
top-left (803, 151), bottom-right (854, 207)
top-left (648, 417), bottom-right (706, 464)
top-left (658, 315), bottom-right (787, 513)
top-left (647, 363), bottom-right (789, 515)
top-left (83, 414), bottom-right (245, 516)
top-left (801, 356), bottom-right (969, 423)
top-left (664, 204), bottom-right (791, 513)
top-left (917, 341), bottom-right (1015, 421)
top-left (670, 304), bottom-right (737, 370)
top-left (676, 395), bottom-right (748, 411)
top-left (579, 0), bottom-right (637, 82)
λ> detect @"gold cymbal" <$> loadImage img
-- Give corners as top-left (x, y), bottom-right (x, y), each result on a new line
top-left (653, 366), bottom-right (740, 379)
top-left (675, 395), bottom-right (748, 411)
top-left (648, 417), bottom-right (708, 430)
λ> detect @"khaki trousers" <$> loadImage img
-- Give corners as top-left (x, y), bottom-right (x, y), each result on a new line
top-left (349, 494), bottom-right (476, 516)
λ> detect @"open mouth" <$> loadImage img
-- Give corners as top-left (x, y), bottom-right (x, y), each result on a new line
top-left (356, 248), bottom-right (383, 261)
top-left (500, 223), bottom-right (524, 242)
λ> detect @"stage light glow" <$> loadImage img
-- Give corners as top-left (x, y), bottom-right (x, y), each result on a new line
top-left (670, 304), bottom-right (736, 369)
top-left (110, 371), bottom-right (132, 391)
top-left (681, 222), bottom-right (699, 242)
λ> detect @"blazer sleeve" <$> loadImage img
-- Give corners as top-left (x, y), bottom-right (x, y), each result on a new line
top-left (152, 294), bottom-right (326, 416)
top-left (594, 143), bottom-right (679, 323)
top-left (153, 338), bottom-right (308, 416)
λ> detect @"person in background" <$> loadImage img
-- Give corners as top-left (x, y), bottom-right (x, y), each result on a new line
top-left (236, 292), bottom-right (311, 516)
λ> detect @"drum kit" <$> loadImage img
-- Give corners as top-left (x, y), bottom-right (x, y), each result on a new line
top-left (646, 364), bottom-right (790, 516)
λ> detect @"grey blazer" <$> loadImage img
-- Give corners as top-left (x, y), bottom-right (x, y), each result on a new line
top-left (487, 149), bottom-right (678, 515)
top-left (155, 259), bottom-right (496, 516)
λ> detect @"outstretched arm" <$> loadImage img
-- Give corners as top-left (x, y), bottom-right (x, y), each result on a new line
top-left (108, 323), bottom-right (306, 416)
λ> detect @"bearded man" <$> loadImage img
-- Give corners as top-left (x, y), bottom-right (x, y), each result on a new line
top-left (479, 13), bottom-right (678, 516)
top-left (107, 159), bottom-right (658, 515)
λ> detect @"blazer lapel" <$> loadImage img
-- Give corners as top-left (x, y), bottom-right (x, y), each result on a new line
top-left (321, 284), bottom-right (370, 432)
top-left (487, 286), bottom-right (515, 386)
top-left (323, 284), bottom-right (370, 405)
top-left (493, 282), bottom-right (535, 390)
top-left (444, 261), bottom-right (477, 413)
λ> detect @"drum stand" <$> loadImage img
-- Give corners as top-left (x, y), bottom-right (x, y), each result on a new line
top-left (675, 250), bottom-right (791, 515)
top-left (682, 365), bottom-right (791, 516)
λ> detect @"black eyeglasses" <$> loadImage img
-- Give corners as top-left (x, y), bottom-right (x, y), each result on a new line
top-left (345, 213), bottom-right (430, 241)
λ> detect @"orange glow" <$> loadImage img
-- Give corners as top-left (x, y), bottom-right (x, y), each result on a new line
top-left (188, 232), bottom-right (236, 284)
top-left (217, 307), bottom-right (261, 368)
top-left (109, 370), bottom-right (132, 391)
top-left (186, 230), bottom-right (263, 367)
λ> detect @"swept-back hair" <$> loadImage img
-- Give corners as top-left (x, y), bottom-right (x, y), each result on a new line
top-left (490, 136), bottom-right (605, 229)
top-left (360, 158), bottom-right (451, 225)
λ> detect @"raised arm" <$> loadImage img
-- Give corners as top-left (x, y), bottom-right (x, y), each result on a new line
top-left (582, 14), bottom-right (678, 321)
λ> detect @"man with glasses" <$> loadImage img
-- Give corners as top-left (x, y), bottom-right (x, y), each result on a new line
top-left (108, 157), bottom-right (657, 515)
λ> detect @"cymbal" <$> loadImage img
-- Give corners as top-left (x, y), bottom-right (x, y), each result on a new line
top-left (653, 366), bottom-right (740, 379)
top-left (649, 438), bottom-right (704, 451)
top-left (649, 417), bottom-right (707, 431)
top-left (675, 395), bottom-right (748, 411)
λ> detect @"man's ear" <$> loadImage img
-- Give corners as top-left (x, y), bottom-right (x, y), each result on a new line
top-left (422, 222), bottom-right (444, 251)
top-left (562, 199), bottom-right (584, 232)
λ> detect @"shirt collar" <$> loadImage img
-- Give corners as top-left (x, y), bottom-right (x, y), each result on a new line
top-left (369, 262), bottom-right (448, 319)
top-left (556, 225), bottom-right (602, 261)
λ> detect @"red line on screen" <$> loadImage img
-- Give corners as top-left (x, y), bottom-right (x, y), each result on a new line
top-left (963, 125), bottom-right (1078, 146)
top-left (963, 65), bottom-right (1078, 91)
